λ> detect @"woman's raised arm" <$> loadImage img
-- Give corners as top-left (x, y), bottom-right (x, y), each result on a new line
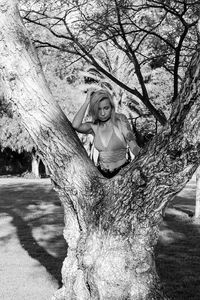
top-left (72, 89), bottom-right (95, 134)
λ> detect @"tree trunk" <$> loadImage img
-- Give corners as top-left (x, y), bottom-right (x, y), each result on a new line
top-left (31, 152), bottom-right (40, 178)
top-left (0, 1), bottom-right (200, 299)
top-left (195, 166), bottom-right (200, 218)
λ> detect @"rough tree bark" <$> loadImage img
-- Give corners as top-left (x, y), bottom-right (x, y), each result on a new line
top-left (195, 166), bottom-right (200, 219)
top-left (0, 1), bottom-right (200, 299)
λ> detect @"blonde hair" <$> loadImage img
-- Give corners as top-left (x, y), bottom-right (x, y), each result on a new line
top-left (88, 89), bottom-right (116, 123)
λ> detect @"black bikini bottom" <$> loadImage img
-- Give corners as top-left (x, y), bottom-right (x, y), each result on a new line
top-left (97, 160), bottom-right (130, 179)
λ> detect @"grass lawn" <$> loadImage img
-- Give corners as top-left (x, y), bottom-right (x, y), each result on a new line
top-left (0, 176), bottom-right (200, 299)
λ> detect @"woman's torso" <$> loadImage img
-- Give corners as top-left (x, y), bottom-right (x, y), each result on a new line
top-left (92, 121), bottom-right (127, 171)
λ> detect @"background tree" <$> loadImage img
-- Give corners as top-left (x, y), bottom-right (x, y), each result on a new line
top-left (80, 41), bottom-right (172, 144)
top-left (0, 48), bottom-right (87, 177)
top-left (195, 165), bottom-right (200, 218)
top-left (0, 108), bottom-right (41, 176)
top-left (1, 1), bottom-right (200, 300)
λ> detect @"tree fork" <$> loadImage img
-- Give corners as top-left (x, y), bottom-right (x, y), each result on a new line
top-left (1, 1), bottom-right (200, 299)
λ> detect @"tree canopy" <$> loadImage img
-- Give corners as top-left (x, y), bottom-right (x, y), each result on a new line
top-left (20, 0), bottom-right (199, 125)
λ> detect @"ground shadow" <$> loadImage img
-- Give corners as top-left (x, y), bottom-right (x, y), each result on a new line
top-left (156, 211), bottom-right (200, 300)
top-left (1, 179), bottom-right (200, 298)
top-left (0, 207), bottom-right (66, 287)
top-left (0, 181), bottom-right (67, 287)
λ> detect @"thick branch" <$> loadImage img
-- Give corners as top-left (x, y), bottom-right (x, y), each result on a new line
top-left (0, 0), bottom-right (104, 232)
top-left (93, 45), bottom-right (200, 235)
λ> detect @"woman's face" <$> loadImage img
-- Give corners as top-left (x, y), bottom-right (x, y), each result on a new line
top-left (98, 98), bottom-right (112, 122)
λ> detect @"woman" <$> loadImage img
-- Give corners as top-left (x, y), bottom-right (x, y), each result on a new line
top-left (72, 88), bottom-right (140, 178)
